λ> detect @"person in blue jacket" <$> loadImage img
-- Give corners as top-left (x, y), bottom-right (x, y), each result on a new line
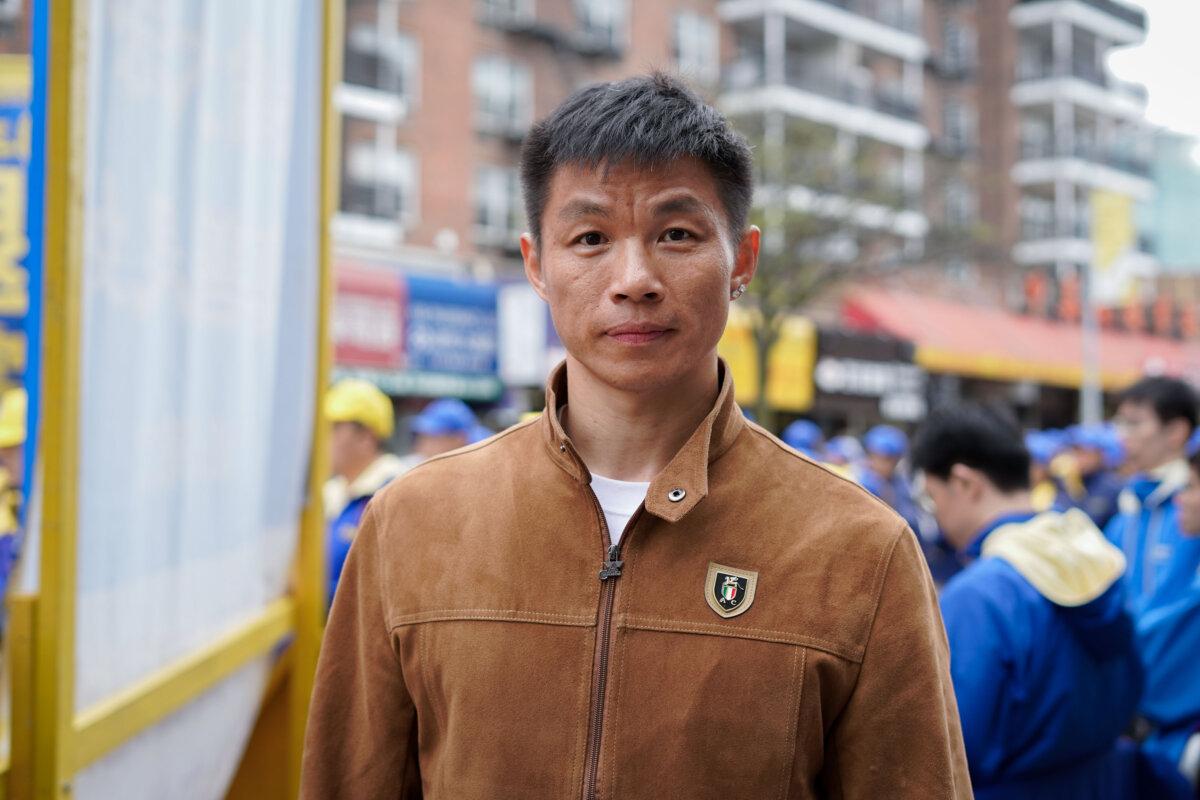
top-left (911, 403), bottom-right (1153, 799)
top-left (860, 424), bottom-right (959, 584)
top-left (1105, 377), bottom-right (1200, 614)
top-left (1134, 447), bottom-right (1200, 792)
top-left (1072, 424), bottom-right (1127, 530)
top-left (1026, 430), bottom-right (1077, 514)
top-left (323, 380), bottom-right (407, 611)
top-left (857, 425), bottom-right (921, 530)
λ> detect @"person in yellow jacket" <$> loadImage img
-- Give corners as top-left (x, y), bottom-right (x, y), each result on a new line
top-left (323, 379), bottom-right (407, 609)
top-left (0, 387), bottom-right (27, 608)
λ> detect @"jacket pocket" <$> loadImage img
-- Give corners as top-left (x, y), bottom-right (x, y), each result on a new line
top-left (604, 622), bottom-right (807, 800)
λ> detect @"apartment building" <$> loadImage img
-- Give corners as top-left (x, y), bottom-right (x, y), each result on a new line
top-left (336, 0), bottom-right (722, 278)
top-left (719, 0), bottom-right (930, 260)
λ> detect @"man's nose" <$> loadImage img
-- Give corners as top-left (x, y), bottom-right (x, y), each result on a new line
top-left (608, 240), bottom-right (664, 303)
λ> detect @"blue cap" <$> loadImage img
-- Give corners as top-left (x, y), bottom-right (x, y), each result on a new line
top-left (1025, 432), bottom-right (1054, 466)
top-left (782, 420), bottom-right (824, 455)
top-left (864, 425), bottom-right (908, 458)
top-left (411, 398), bottom-right (477, 437)
top-left (468, 423), bottom-right (494, 445)
top-left (825, 435), bottom-right (865, 465)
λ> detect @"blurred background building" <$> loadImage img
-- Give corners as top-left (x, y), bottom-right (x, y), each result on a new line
top-left (310, 0), bottom-right (1199, 439)
top-left (2, 0), bottom-right (1195, 438)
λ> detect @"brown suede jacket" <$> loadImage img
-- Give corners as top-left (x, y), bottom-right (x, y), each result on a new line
top-left (302, 362), bottom-right (972, 799)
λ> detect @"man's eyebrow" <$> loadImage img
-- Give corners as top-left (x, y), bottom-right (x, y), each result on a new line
top-left (651, 195), bottom-right (708, 218)
top-left (557, 199), bottom-right (610, 222)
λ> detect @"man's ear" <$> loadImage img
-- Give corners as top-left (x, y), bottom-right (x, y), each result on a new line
top-left (949, 462), bottom-right (982, 499)
top-left (730, 225), bottom-right (760, 296)
top-left (521, 233), bottom-right (548, 301)
top-left (1165, 418), bottom-right (1192, 451)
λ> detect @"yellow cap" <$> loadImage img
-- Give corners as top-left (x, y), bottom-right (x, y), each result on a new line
top-left (325, 379), bottom-right (394, 440)
top-left (0, 387), bottom-right (27, 449)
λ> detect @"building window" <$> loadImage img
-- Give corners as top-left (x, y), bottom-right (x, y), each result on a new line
top-left (942, 95), bottom-right (976, 154)
top-left (575, 0), bottom-right (626, 52)
top-left (473, 56), bottom-right (533, 138)
top-left (941, 17), bottom-right (975, 74)
top-left (943, 178), bottom-right (975, 229)
top-left (339, 116), bottom-right (417, 224)
top-left (475, 166), bottom-right (524, 248)
top-left (344, 23), bottom-right (419, 103)
top-left (673, 12), bottom-right (718, 86)
top-left (1019, 196), bottom-right (1055, 240)
top-left (477, 0), bottom-right (535, 24)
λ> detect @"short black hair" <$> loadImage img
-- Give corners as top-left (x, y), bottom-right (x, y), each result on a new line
top-left (1118, 376), bottom-right (1198, 434)
top-left (911, 403), bottom-right (1032, 493)
top-left (519, 72), bottom-right (754, 245)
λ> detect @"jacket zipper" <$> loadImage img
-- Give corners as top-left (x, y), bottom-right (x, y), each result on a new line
top-left (581, 488), bottom-right (643, 800)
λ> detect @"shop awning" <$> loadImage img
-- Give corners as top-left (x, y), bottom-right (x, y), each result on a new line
top-left (843, 290), bottom-right (1200, 390)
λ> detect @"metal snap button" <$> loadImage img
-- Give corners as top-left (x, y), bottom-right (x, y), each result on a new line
top-left (667, 488), bottom-right (686, 503)
top-left (559, 442), bottom-right (568, 452)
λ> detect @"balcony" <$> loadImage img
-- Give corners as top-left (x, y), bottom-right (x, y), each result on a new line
top-left (1019, 139), bottom-right (1150, 178)
top-left (811, 0), bottom-right (920, 34)
top-left (1016, 59), bottom-right (1147, 101)
top-left (724, 65), bottom-right (920, 121)
top-left (1016, 0), bottom-right (1145, 31)
top-left (719, 0), bottom-right (926, 62)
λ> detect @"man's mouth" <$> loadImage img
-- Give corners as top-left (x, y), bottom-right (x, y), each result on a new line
top-left (605, 324), bottom-right (671, 345)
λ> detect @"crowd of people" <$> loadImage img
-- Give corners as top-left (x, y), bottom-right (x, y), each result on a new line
top-left (779, 376), bottom-right (1200, 798)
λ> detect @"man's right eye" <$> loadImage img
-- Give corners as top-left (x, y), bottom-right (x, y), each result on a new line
top-left (576, 232), bottom-right (605, 247)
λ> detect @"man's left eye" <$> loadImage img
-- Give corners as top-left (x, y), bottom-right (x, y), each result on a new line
top-left (664, 228), bottom-right (691, 242)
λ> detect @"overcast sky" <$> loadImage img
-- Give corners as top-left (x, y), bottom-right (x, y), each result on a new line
top-left (1108, 0), bottom-right (1200, 141)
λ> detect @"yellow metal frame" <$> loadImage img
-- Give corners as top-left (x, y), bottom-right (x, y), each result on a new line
top-left (14, 1), bottom-right (338, 797)
top-left (288, 0), bottom-right (341, 794)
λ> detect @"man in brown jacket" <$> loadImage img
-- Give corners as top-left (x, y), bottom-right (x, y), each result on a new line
top-left (302, 73), bottom-right (971, 799)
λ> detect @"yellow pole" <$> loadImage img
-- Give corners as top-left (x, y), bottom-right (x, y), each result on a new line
top-left (33, 0), bottom-right (84, 796)
top-left (287, 0), bottom-right (341, 794)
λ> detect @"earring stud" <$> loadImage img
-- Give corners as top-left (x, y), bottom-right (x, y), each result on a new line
top-left (730, 284), bottom-right (746, 300)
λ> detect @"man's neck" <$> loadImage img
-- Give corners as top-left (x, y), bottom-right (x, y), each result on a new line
top-left (560, 355), bottom-right (720, 483)
top-left (968, 491), bottom-right (1035, 543)
top-left (340, 451), bottom-right (381, 487)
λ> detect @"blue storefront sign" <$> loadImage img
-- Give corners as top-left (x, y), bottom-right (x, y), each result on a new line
top-left (333, 263), bottom-right (502, 401)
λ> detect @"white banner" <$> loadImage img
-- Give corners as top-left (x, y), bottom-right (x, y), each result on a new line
top-left (74, 1), bottom-right (320, 796)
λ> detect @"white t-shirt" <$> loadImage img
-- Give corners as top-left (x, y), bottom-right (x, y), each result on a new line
top-left (590, 472), bottom-right (651, 547)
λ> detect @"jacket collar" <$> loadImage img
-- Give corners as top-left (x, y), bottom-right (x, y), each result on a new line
top-left (540, 358), bottom-right (745, 523)
top-left (1119, 458), bottom-right (1190, 512)
top-left (962, 510), bottom-right (1039, 560)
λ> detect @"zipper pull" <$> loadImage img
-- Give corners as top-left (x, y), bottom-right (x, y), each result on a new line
top-left (598, 544), bottom-right (623, 581)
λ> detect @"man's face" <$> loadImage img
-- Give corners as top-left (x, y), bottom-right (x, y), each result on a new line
top-left (0, 444), bottom-right (22, 489)
top-left (1115, 401), bottom-right (1187, 474)
top-left (920, 472), bottom-right (976, 551)
top-left (330, 422), bottom-right (375, 479)
top-left (1176, 466), bottom-right (1200, 536)
top-left (1073, 446), bottom-right (1105, 476)
top-left (521, 158), bottom-right (758, 395)
top-left (414, 432), bottom-right (468, 459)
top-left (867, 453), bottom-right (899, 480)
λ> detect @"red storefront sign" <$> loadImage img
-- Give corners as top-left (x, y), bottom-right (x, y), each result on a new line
top-left (333, 263), bottom-right (406, 370)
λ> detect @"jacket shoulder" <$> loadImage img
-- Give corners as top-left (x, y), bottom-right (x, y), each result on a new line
top-left (738, 421), bottom-right (911, 541)
top-left (370, 417), bottom-right (543, 514)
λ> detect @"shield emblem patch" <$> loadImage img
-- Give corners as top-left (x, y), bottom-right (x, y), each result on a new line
top-left (704, 562), bottom-right (758, 619)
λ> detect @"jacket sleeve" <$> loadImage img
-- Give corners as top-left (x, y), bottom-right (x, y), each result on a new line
top-left (301, 500), bottom-right (422, 799)
top-left (938, 570), bottom-right (1013, 781)
top-left (1136, 577), bottom-right (1200, 727)
top-left (822, 525), bottom-right (973, 799)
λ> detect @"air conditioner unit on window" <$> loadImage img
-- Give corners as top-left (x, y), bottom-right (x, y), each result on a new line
top-left (0, 0), bottom-right (23, 23)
